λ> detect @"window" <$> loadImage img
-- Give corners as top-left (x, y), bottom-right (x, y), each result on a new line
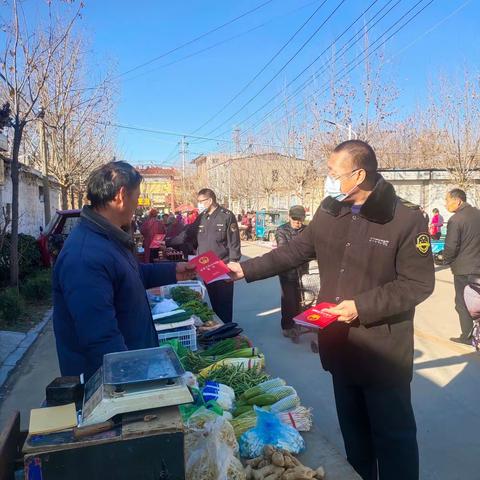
top-left (62, 216), bottom-right (80, 235)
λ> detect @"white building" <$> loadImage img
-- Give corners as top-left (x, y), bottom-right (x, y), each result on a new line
top-left (379, 168), bottom-right (480, 221)
top-left (0, 158), bottom-right (61, 237)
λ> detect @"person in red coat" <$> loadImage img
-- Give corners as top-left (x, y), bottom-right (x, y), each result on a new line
top-left (186, 209), bottom-right (199, 225)
top-left (140, 209), bottom-right (165, 262)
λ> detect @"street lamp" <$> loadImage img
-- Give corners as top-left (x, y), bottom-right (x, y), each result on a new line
top-left (323, 119), bottom-right (358, 140)
top-left (36, 106), bottom-right (51, 225)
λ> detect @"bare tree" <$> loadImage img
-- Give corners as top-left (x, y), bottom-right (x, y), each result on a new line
top-left (0, 0), bottom-right (83, 286)
top-left (34, 30), bottom-right (115, 210)
top-left (426, 71), bottom-right (480, 187)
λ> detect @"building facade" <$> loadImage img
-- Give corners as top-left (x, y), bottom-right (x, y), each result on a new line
top-left (0, 159), bottom-right (62, 237)
top-left (136, 166), bottom-right (179, 211)
top-left (379, 168), bottom-right (480, 222)
top-left (192, 152), bottom-right (322, 216)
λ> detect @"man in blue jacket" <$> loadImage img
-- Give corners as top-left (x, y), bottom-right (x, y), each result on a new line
top-left (53, 161), bottom-right (195, 379)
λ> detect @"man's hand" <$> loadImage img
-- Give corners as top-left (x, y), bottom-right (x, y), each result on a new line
top-left (227, 262), bottom-right (245, 281)
top-left (176, 262), bottom-right (196, 281)
top-left (323, 300), bottom-right (358, 323)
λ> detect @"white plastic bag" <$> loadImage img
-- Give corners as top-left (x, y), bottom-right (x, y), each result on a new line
top-left (185, 409), bottom-right (246, 480)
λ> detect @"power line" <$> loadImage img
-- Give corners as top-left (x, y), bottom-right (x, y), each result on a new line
top-left (387, 0), bottom-right (472, 61)
top-left (121, 0), bottom-right (324, 84)
top-left (121, 24), bottom-right (267, 83)
top-left (248, 0), bottom-right (434, 136)
top-left (190, 0), bottom-right (329, 134)
top-left (115, 0), bottom-right (276, 80)
top-left (95, 120), bottom-right (304, 151)
top-left (212, 0), bottom-right (401, 140)
top-left (201, 0), bottom-right (348, 138)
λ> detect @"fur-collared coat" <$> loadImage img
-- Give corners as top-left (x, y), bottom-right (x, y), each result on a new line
top-left (242, 175), bottom-right (435, 385)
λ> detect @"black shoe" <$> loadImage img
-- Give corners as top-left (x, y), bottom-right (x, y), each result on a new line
top-left (449, 336), bottom-right (472, 346)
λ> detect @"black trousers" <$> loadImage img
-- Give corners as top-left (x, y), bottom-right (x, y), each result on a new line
top-left (332, 378), bottom-right (419, 480)
top-left (279, 277), bottom-right (301, 330)
top-left (206, 280), bottom-right (234, 323)
top-left (454, 274), bottom-right (474, 338)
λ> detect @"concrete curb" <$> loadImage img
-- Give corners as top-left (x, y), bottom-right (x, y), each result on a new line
top-left (0, 309), bottom-right (52, 388)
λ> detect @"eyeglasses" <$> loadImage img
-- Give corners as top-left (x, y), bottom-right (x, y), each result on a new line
top-left (329, 168), bottom-right (360, 182)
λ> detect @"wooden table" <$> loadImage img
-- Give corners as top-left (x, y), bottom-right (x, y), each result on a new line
top-left (23, 406), bottom-right (185, 480)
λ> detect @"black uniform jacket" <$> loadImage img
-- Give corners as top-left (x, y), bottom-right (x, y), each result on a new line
top-left (242, 176), bottom-right (435, 385)
top-left (442, 203), bottom-right (480, 276)
top-left (186, 206), bottom-right (241, 263)
top-left (275, 223), bottom-right (309, 282)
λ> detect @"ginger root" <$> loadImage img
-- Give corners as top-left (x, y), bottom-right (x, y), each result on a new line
top-left (314, 466), bottom-right (326, 479)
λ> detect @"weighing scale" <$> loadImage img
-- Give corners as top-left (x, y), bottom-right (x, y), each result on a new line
top-left (80, 346), bottom-right (193, 426)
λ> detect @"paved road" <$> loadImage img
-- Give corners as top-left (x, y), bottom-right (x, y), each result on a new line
top-left (1, 242), bottom-right (479, 479)
top-left (236, 243), bottom-right (480, 480)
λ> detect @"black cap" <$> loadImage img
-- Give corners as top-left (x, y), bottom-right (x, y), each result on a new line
top-left (289, 205), bottom-right (306, 220)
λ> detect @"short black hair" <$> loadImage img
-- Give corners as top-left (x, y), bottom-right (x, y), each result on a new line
top-left (334, 140), bottom-right (378, 174)
top-left (432, 208), bottom-right (439, 214)
top-left (198, 188), bottom-right (217, 203)
top-left (448, 188), bottom-right (467, 203)
top-left (87, 161), bottom-right (142, 208)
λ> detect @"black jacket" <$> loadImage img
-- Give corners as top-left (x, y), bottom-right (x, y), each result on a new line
top-left (185, 206), bottom-right (241, 263)
top-left (443, 203), bottom-right (480, 275)
top-left (275, 223), bottom-right (309, 282)
top-left (241, 176), bottom-right (435, 385)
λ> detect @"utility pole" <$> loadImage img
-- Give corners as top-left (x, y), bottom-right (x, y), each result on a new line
top-left (233, 127), bottom-right (241, 154)
top-left (228, 128), bottom-right (241, 210)
top-left (227, 160), bottom-right (232, 210)
top-left (37, 107), bottom-right (51, 225)
top-left (179, 137), bottom-right (188, 203)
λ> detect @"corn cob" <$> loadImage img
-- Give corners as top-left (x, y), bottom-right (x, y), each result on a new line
top-left (247, 386), bottom-right (296, 406)
top-left (240, 377), bottom-right (286, 401)
top-left (269, 394), bottom-right (301, 413)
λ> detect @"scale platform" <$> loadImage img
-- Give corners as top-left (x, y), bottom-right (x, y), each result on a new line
top-left (80, 346), bottom-right (193, 426)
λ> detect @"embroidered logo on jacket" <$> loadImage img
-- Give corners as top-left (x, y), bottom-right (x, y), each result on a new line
top-left (415, 233), bottom-right (431, 256)
top-left (369, 237), bottom-right (390, 247)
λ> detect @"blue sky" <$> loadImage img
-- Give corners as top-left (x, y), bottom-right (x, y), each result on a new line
top-left (75, 0), bottom-right (479, 165)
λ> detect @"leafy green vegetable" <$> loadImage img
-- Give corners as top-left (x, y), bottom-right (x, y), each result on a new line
top-left (170, 286), bottom-right (201, 304)
top-left (181, 299), bottom-right (214, 322)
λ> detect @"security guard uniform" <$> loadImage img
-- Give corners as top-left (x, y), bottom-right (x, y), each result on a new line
top-left (240, 175), bottom-right (435, 480)
top-left (189, 205), bottom-right (241, 323)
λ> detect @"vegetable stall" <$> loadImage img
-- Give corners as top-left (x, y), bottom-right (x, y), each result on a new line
top-left (147, 282), bottom-right (361, 480)
top-left (2, 282), bottom-right (360, 479)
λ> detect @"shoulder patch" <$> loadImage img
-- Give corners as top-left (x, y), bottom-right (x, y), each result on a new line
top-left (398, 197), bottom-right (420, 210)
top-left (230, 223), bottom-right (238, 232)
top-left (415, 233), bottom-right (431, 256)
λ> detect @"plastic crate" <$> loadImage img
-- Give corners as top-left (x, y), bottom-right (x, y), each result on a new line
top-left (158, 324), bottom-right (197, 351)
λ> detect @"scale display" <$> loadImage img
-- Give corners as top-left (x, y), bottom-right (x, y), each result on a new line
top-left (81, 346), bottom-right (193, 426)
top-left (103, 347), bottom-right (184, 385)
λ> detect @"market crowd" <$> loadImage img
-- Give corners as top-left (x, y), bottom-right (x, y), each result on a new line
top-left (52, 139), bottom-right (480, 480)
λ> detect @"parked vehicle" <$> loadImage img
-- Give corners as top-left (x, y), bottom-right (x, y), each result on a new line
top-left (38, 209), bottom-right (81, 266)
top-left (255, 209), bottom-right (289, 242)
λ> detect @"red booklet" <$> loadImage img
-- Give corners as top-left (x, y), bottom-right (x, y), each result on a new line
top-left (293, 302), bottom-right (339, 330)
top-left (149, 234), bottom-right (166, 249)
top-left (188, 251), bottom-right (230, 284)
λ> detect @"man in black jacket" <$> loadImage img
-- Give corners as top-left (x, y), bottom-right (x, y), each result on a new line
top-left (184, 188), bottom-right (241, 323)
top-left (228, 140), bottom-right (435, 480)
top-left (275, 205), bottom-right (309, 339)
top-left (443, 188), bottom-right (480, 344)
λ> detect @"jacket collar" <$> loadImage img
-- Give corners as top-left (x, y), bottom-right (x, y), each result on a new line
top-left (320, 174), bottom-right (396, 224)
top-left (81, 206), bottom-right (135, 250)
top-left (281, 222), bottom-right (306, 233)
